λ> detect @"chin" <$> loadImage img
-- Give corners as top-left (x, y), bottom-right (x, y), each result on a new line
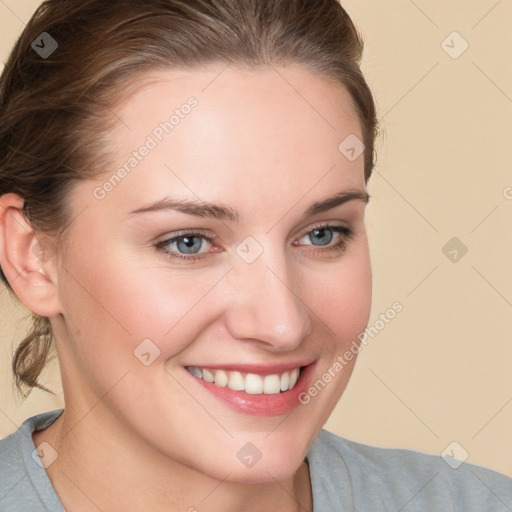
top-left (230, 432), bottom-right (313, 484)
top-left (178, 429), bottom-right (312, 485)
top-left (224, 455), bottom-right (306, 485)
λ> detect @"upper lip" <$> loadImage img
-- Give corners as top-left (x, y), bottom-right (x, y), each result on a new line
top-left (185, 361), bottom-right (315, 376)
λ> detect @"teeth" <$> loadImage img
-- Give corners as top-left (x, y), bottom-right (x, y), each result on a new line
top-left (187, 366), bottom-right (302, 395)
top-left (228, 371), bottom-right (245, 391)
top-left (188, 366), bottom-right (202, 379)
top-left (289, 368), bottom-right (299, 389)
top-left (245, 373), bottom-right (263, 394)
top-left (214, 369), bottom-right (228, 387)
top-left (263, 374), bottom-right (281, 395)
top-left (202, 369), bottom-right (214, 382)
top-left (280, 372), bottom-right (289, 392)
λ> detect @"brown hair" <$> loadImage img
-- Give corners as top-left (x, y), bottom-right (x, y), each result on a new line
top-left (0, 0), bottom-right (378, 395)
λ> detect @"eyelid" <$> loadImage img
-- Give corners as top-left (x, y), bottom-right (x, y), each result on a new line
top-left (293, 220), bottom-right (352, 240)
top-left (154, 221), bottom-right (354, 262)
top-left (155, 228), bottom-right (215, 244)
top-left (155, 221), bottom-right (350, 246)
top-left (294, 224), bottom-right (353, 247)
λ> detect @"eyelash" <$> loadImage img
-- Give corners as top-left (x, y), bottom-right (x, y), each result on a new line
top-left (155, 224), bottom-right (354, 262)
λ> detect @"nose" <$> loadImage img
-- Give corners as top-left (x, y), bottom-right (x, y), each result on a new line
top-left (223, 246), bottom-right (312, 352)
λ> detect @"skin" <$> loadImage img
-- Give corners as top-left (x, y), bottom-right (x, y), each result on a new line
top-left (0, 64), bottom-right (372, 511)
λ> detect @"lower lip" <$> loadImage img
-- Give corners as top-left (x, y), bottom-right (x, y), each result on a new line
top-left (185, 363), bottom-right (316, 417)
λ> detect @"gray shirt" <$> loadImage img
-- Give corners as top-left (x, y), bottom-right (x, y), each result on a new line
top-left (1, 409), bottom-right (511, 511)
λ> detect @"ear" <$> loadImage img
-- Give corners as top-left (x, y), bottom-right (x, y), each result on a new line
top-left (0, 193), bottom-right (62, 317)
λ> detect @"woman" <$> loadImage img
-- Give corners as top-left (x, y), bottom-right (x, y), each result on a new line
top-left (0, 1), bottom-right (510, 510)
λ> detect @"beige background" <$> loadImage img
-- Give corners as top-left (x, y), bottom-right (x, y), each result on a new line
top-left (1, 0), bottom-right (511, 477)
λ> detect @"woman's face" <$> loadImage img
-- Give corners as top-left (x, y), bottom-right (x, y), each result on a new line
top-left (53, 64), bottom-right (372, 483)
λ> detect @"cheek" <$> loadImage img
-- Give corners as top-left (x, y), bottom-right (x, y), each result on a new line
top-left (289, 249), bottom-right (371, 429)
top-left (58, 242), bottom-right (231, 362)
top-left (307, 243), bottom-right (372, 342)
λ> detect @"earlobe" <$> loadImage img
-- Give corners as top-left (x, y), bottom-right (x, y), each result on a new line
top-left (0, 193), bottom-right (62, 317)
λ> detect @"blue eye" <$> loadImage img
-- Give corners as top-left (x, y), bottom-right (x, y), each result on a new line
top-left (297, 225), bottom-right (353, 250)
top-left (307, 227), bottom-right (334, 246)
top-left (156, 232), bottom-right (214, 261)
top-left (172, 235), bottom-right (209, 254)
top-left (155, 224), bottom-right (353, 262)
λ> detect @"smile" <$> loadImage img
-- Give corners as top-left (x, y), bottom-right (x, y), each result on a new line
top-left (186, 366), bottom-right (302, 395)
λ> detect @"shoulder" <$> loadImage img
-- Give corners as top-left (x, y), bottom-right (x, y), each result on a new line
top-left (307, 429), bottom-right (512, 511)
top-left (0, 409), bottom-right (64, 512)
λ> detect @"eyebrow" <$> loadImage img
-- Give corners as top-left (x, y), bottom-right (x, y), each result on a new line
top-left (126, 189), bottom-right (369, 222)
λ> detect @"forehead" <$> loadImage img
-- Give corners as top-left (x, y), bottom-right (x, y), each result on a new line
top-left (89, 64), bottom-right (365, 218)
